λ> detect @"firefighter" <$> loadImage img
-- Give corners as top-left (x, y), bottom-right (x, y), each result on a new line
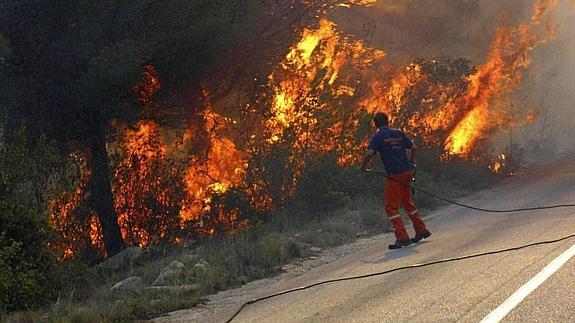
top-left (361, 112), bottom-right (431, 249)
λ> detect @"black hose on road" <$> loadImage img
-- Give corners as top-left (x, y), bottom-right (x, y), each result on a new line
top-left (224, 170), bottom-right (575, 322)
top-left (367, 169), bottom-right (575, 213)
top-left (225, 233), bottom-right (575, 322)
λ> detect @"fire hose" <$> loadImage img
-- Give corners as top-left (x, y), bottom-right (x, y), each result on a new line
top-left (224, 169), bottom-right (575, 322)
top-left (367, 168), bottom-right (575, 213)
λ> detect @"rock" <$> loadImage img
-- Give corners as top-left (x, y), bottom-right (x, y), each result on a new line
top-left (281, 264), bottom-right (297, 271)
top-left (150, 299), bottom-right (163, 306)
top-left (98, 247), bottom-right (144, 271)
top-left (182, 253), bottom-right (199, 262)
top-left (193, 260), bottom-right (209, 271)
top-left (309, 247), bottom-right (322, 253)
top-left (111, 276), bottom-right (143, 296)
top-left (152, 261), bottom-right (185, 286)
top-left (145, 284), bottom-right (198, 294)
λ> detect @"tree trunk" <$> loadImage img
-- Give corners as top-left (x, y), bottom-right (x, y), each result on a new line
top-left (90, 129), bottom-right (125, 256)
top-left (182, 81), bottom-right (210, 156)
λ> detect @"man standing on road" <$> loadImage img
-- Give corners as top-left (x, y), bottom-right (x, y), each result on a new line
top-left (361, 112), bottom-right (431, 249)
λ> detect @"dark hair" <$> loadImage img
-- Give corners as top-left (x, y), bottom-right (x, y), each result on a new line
top-left (373, 113), bottom-right (389, 127)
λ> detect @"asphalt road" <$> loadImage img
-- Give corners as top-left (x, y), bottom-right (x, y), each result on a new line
top-left (158, 158), bottom-right (575, 322)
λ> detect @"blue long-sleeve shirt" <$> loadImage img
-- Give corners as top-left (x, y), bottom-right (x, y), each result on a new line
top-left (367, 127), bottom-right (414, 175)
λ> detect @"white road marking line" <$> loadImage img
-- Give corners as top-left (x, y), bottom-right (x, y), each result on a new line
top-left (481, 242), bottom-right (575, 323)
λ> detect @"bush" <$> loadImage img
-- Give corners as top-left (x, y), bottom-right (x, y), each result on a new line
top-left (0, 129), bottom-right (70, 210)
top-left (290, 155), bottom-right (380, 219)
top-left (0, 201), bottom-right (56, 312)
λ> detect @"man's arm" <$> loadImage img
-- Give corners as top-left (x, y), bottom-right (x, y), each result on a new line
top-left (402, 132), bottom-right (416, 164)
top-left (361, 149), bottom-right (376, 171)
top-left (407, 144), bottom-right (416, 163)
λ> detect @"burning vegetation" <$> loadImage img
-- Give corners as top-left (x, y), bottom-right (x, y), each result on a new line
top-left (49, 0), bottom-right (558, 257)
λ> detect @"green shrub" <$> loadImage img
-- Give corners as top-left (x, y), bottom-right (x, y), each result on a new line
top-left (0, 201), bottom-right (56, 312)
top-left (49, 260), bottom-right (99, 302)
top-left (0, 129), bottom-right (71, 210)
top-left (291, 155), bottom-right (374, 219)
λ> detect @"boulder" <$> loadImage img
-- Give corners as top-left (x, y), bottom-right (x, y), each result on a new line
top-left (150, 299), bottom-right (163, 306)
top-left (111, 276), bottom-right (143, 296)
top-left (98, 247), bottom-right (144, 271)
top-left (145, 284), bottom-right (198, 293)
top-left (152, 260), bottom-right (185, 286)
top-left (281, 264), bottom-right (297, 271)
top-left (193, 260), bottom-right (209, 271)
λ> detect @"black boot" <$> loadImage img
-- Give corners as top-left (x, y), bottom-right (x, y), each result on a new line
top-left (388, 239), bottom-right (413, 249)
top-left (411, 231), bottom-right (431, 243)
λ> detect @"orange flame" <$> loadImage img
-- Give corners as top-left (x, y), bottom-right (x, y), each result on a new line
top-left (490, 154), bottom-right (507, 173)
top-left (445, 0), bottom-right (557, 155)
top-left (269, 18), bottom-right (384, 144)
top-left (48, 153), bottom-right (101, 258)
top-left (180, 109), bottom-right (247, 224)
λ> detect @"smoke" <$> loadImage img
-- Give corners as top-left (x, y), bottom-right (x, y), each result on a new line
top-left (331, 0), bottom-right (535, 63)
top-left (518, 0), bottom-right (575, 162)
top-left (330, 0), bottom-right (574, 163)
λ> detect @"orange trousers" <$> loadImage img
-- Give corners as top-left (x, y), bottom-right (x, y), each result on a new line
top-left (384, 170), bottom-right (428, 241)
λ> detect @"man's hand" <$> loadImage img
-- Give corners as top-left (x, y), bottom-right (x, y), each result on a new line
top-left (361, 149), bottom-right (376, 172)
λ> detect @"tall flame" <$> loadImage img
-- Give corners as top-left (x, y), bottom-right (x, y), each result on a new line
top-left (269, 18), bottom-right (384, 143)
top-left (180, 108), bottom-right (247, 225)
top-left (445, 0), bottom-right (557, 155)
top-left (49, 152), bottom-right (100, 258)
